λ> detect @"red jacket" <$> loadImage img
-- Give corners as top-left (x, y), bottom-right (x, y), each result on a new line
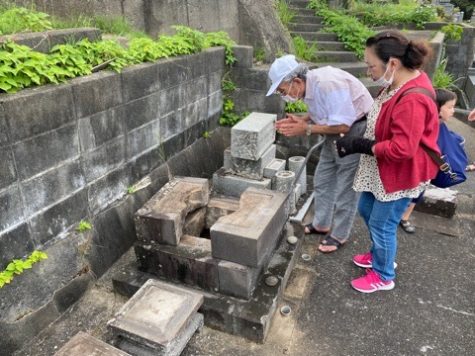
top-left (373, 72), bottom-right (440, 193)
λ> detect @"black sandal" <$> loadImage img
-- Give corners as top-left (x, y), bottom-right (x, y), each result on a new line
top-left (318, 235), bottom-right (345, 254)
top-left (399, 220), bottom-right (415, 234)
top-left (304, 223), bottom-right (330, 235)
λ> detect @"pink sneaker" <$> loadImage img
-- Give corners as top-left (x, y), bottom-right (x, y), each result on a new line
top-left (353, 252), bottom-right (398, 269)
top-left (351, 269), bottom-right (395, 293)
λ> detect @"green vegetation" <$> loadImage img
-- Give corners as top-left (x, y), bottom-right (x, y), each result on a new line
top-left (432, 58), bottom-right (455, 89)
top-left (308, 0), bottom-right (375, 59)
top-left (441, 24), bottom-right (463, 42)
top-left (0, 250), bottom-right (48, 288)
top-left (0, 6), bottom-right (52, 35)
top-left (275, 0), bottom-right (296, 28)
top-left (0, 25), bottom-right (236, 94)
top-left (285, 99), bottom-right (308, 113)
top-left (254, 47), bottom-right (266, 63)
top-left (292, 36), bottom-right (317, 62)
top-left (76, 220), bottom-right (93, 233)
top-left (347, 0), bottom-right (438, 29)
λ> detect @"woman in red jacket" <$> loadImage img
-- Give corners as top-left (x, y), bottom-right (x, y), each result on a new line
top-left (336, 31), bottom-right (439, 293)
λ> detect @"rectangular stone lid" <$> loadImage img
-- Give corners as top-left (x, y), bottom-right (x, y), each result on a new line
top-left (231, 112), bottom-right (276, 132)
top-left (107, 279), bottom-right (203, 347)
top-left (54, 331), bottom-right (130, 356)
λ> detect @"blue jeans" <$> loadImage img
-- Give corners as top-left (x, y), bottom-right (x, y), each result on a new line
top-left (358, 192), bottom-right (411, 280)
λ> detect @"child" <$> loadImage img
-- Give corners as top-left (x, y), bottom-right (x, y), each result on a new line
top-left (399, 88), bottom-right (459, 233)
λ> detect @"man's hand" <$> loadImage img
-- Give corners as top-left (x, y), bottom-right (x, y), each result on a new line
top-left (275, 115), bottom-right (307, 137)
top-left (468, 109), bottom-right (475, 122)
top-left (336, 136), bottom-right (375, 157)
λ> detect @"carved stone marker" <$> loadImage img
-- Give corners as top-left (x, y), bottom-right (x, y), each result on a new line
top-left (54, 331), bottom-right (130, 356)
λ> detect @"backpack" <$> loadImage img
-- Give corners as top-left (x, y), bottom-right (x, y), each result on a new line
top-left (397, 87), bottom-right (468, 188)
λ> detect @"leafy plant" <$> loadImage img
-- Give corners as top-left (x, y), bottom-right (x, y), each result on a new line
top-left (0, 250), bottom-right (48, 288)
top-left (441, 24), bottom-right (463, 42)
top-left (127, 186), bottom-right (137, 194)
top-left (254, 48), bottom-right (266, 63)
top-left (202, 131), bottom-right (211, 139)
top-left (308, 0), bottom-right (375, 59)
top-left (76, 220), bottom-right (93, 233)
top-left (275, 0), bottom-right (296, 28)
top-left (292, 36), bottom-right (317, 62)
top-left (0, 6), bottom-right (52, 35)
top-left (203, 31), bottom-right (236, 66)
top-left (432, 58), bottom-right (455, 89)
top-left (285, 99), bottom-right (308, 113)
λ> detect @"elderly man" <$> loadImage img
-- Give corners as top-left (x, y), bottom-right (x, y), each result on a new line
top-left (267, 55), bottom-right (373, 253)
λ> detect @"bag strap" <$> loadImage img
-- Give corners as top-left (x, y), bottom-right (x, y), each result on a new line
top-left (395, 87), bottom-right (449, 171)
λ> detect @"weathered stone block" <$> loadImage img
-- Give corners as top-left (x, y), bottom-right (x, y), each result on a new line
top-left (205, 195), bottom-right (240, 229)
top-left (71, 71), bottom-right (123, 118)
top-left (231, 144), bottom-right (276, 179)
top-left (81, 136), bottom-right (126, 182)
top-left (232, 45), bottom-right (254, 68)
top-left (211, 187), bottom-right (287, 267)
top-left (107, 279), bottom-right (203, 355)
top-left (160, 110), bottom-right (183, 142)
top-left (203, 47), bottom-right (226, 74)
top-left (217, 260), bottom-right (260, 299)
top-left (135, 235), bottom-right (219, 291)
top-left (185, 98), bottom-right (208, 128)
top-left (183, 207), bottom-right (206, 236)
top-left (78, 107), bottom-right (126, 152)
top-left (231, 112), bottom-right (276, 160)
top-left (288, 156), bottom-right (307, 196)
top-left (212, 167), bottom-right (271, 197)
top-left (120, 93), bottom-right (160, 132)
top-left (0, 105), bottom-right (8, 146)
top-left (0, 147), bottom-right (16, 190)
top-left (157, 56), bottom-right (192, 89)
top-left (415, 186), bottom-right (457, 218)
top-left (54, 331), bottom-right (129, 356)
top-left (1, 84), bottom-right (75, 142)
top-left (0, 223), bottom-right (34, 269)
top-left (13, 123), bottom-right (80, 180)
top-left (22, 160), bottom-right (85, 216)
top-left (208, 90), bottom-right (223, 118)
top-left (121, 62), bottom-right (161, 102)
top-left (29, 189), bottom-right (88, 245)
top-left (87, 166), bottom-right (130, 215)
top-left (263, 158), bottom-right (286, 179)
top-left (135, 177), bottom-right (209, 245)
top-left (126, 118), bottom-right (160, 160)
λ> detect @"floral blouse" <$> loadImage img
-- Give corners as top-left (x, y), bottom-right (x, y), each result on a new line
top-left (353, 86), bottom-right (428, 202)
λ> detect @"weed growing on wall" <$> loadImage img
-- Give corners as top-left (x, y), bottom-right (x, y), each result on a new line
top-left (76, 220), bottom-right (93, 233)
top-left (433, 58), bottom-right (456, 89)
top-left (441, 24), bottom-right (463, 42)
top-left (292, 36), bottom-right (317, 62)
top-left (275, 0), bottom-right (296, 28)
top-left (0, 6), bottom-right (52, 35)
top-left (219, 74), bottom-right (249, 126)
top-left (0, 250), bottom-right (48, 288)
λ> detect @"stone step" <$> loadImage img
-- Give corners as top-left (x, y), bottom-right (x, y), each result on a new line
top-left (288, 0), bottom-right (311, 9)
top-left (290, 31), bottom-right (338, 41)
top-left (289, 7), bottom-right (315, 16)
top-left (313, 61), bottom-right (368, 77)
top-left (307, 40), bottom-right (346, 51)
top-left (288, 22), bottom-right (324, 32)
top-left (293, 15), bottom-right (324, 24)
top-left (314, 50), bottom-right (359, 63)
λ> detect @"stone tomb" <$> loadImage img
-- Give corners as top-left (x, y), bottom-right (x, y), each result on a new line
top-left (108, 279), bottom-right (203, 356)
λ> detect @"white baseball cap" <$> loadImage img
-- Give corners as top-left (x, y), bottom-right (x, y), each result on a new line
top-left (266, 54), bottom-right (299, 96)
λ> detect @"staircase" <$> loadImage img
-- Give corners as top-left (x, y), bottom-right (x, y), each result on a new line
top-left (287, 0), bottom-right (379, 96)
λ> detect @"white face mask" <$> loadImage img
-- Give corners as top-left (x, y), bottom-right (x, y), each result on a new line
top-left (282, 95), bottom-right (298, 103)
top-left (374, 64), bottom-right (395, 88)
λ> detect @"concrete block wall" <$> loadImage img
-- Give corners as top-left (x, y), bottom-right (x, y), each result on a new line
top-left (0, 47), bottom-right (228, 354)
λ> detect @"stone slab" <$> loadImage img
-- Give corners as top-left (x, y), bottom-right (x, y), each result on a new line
top-left (223, 147), bottom-right (232, 170)
top-left (112, 222), bottom-right (303, 343)
top-left (212, 167), bottom-right (271, 197)
top-left (107, 279), bottom-right (203, 350)
top-left (217, 260), bottom-right (260, 299)
top-left (205, 195), bottom-right (240, 229)
top-left (231, 144), bottom-right (276, 179)
top-left (116, 313), bottom-right (203, 356)
top-left (263, 158), bottom-right (286, 179)
top-left (54, 331), bottom-right (130, 356)
top-left (135, 177), bottom-right (209, 245)
top-left (231, 112), bottom-right (276, 160)
top-left (211, 187), bottom-right (287, 267)
top-left (415, 185), bottom-right (457, 219)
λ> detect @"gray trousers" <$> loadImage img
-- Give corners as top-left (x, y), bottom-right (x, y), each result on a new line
top-left (312, 120), bottom-right (366, 241)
